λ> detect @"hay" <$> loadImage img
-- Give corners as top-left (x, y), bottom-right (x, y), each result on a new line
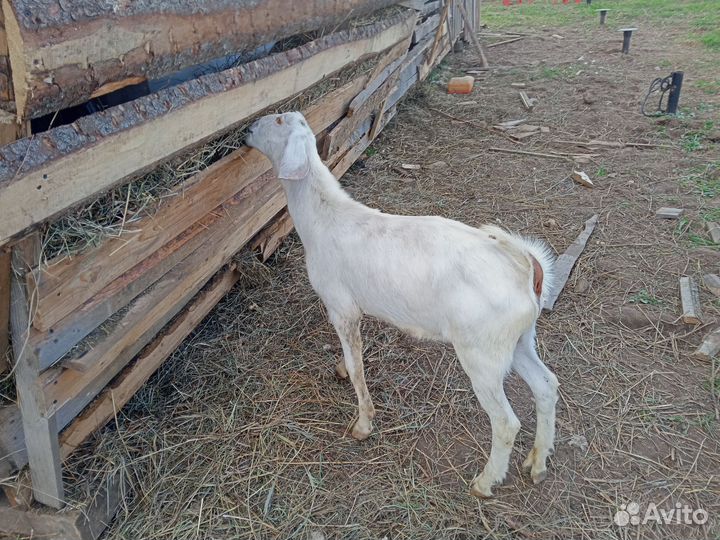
top-left (54, 19), bottom-right (720, 539)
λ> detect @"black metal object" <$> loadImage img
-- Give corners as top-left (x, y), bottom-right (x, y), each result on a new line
top-left (597, 8), bottom-right (609, 25)
top-left (620, 28), bottom-right (636, 54)
top-left (641, 71), bottom-right (684, 116)
top-left (586, 0), bottom-right (592, 4)
top-left (666, 71), bottom-right (684, 114)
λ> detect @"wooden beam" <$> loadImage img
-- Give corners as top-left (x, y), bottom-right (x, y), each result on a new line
top-left (0, 11), bottom-right (417, 247)
top-left (44, 178), bottom-right (285, 429)
top-left (457, 1), bottom-right (488, 67)
top-left (543, 215), bottom-right (598, 311)
top-left (28, 72), bottom-right (370, 369)
top-left (1, 0), bottom-right (405, 120)
top-left (10, 236), bottom-right (64, 508)
top-left (251, 210), bottom-right (295, 262)
top-left (422, 0), bottom-right (452, 79)
top-left (412, 13), bottom-right (440, 45)
top-left (679, 276), bottom-right (702, 324)
top-left (0, 247), bottom-right (9, 373)
top-left (0, 472), bottom-right (123, 539)
top-left (60, 268), bottom-right (238, 458)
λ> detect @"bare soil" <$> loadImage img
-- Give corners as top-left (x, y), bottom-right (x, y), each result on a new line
top-left (63, 17), bottom-right (719, 540)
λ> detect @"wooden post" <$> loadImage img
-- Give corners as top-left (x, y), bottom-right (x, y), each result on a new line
top-left (457, 1), bottom-right (488, 68)
top-left (0, 247), bottom-right (9, 373)
top-left (10, 235), bottom-right (65, 508)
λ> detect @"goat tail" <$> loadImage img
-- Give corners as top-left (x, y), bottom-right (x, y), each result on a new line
top-left (515, 235), bottom-right (556, 308)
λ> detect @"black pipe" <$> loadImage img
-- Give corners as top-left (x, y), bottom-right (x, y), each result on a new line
top-left (599, 9), bottom-right (608, 25)
top-left (622, 29), bottom-right (634, 54)
top-left (666, 71), bottom-right (684, 114)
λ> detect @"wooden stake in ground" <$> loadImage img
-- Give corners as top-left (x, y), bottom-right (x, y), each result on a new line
top-left (679, 276), bottom-right (703, 324)
top-left (543, 214), bottom-right (599, 311)
top-left (456, 2), bottom-right (488, 68)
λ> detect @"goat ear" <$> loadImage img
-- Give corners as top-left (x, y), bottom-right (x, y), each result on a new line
top-left (277, 133), bottom-right (310, 180)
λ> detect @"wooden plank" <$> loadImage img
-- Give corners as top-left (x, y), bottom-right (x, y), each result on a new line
top-left (1, 0), bottom-right (403, 120)
top-left (413, 14), bottom-right (440, 45)
top-left (44, 177), bottom-right (286, 429)
top-left (693, 328), bottom-right (720, 362)
top-left (543, 215), bottom-right (598, 312)
top-left (251, 210), bottom-right (295, 262)
top-left (679, 276), bottom-right (703, 324)
top-left (0, 472), bottom-right (123, 539)
top-left (656, 207), bottom-right (683, 219)
top-left (457, 1), bottom-right (487, 67)
top-left (60, 268), bottom-right (239, 457)
top-left (324, 60), bottom-right (402, 159)
top-left (0, 247), bottom-right (9, 373)
top-left (0, 12), bottom-right (417, 247)
top-left (704, 274), bottom-right (720, 297)
top-left (422, 0), bottom-right (451, 79)
top-left (30, 72), bottom-right (371, 335)
top-left (10, 236), bottom-right (65, 508)
top-left (366, 31), bottom-right (413, 88)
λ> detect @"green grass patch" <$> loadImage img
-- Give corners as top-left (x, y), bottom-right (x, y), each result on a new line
top-left (483, 0), bottom-right (720, 51)
top-left (628, 289), bottom-right (663, 305)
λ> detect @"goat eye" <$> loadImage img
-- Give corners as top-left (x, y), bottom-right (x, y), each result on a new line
top-left (275, 117), bottom-right (283, 125)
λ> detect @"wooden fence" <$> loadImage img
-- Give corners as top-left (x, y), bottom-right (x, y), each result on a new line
top-left (0, 0), bottom-right (478, 535)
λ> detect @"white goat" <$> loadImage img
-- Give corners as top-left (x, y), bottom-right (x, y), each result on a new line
top-left (246, 111), bottom-right (558, 498)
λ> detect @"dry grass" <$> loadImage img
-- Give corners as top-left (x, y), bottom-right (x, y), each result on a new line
top-left (55, 14), bottom-right (720, 540)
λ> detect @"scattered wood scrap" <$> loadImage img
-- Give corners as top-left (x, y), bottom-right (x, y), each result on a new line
top-left (679, 276), bottom-right (703, 324)
top-left (488, 147), bottom-right (594, 163)
top-left (704, 274), bottom-right (720, 297)
top-left (519, 91), bottom-right (538, 111)
top-left (552, 139), bottom-right (675, 150)
top-left (401, 163), bottom-right (421, 170)
top-left (457, 3), bottom-right (488, 68)
top-left (693, 327), bottom-right (720, 362)
top-left (510, 82), bottom-right (526, 88)
top-left (571, 171), bottom-right (594, 188)
top-left (544, 214), bottom-right (599, 311)
top-left (706, 221), bottom-right (720, 244)
top-left (656, 207), bottom-right (684, 219)
top-left (487, 37), bottom-right (524, 48)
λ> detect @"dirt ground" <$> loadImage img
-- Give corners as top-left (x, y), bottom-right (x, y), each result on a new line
top-left (63, 9), bottom-right (719, 540)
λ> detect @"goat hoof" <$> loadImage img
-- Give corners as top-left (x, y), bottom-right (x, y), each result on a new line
top-left (351, 421), bottom-right (372, 441)
top-left (335, 361), bottom-right (349, 379)
top-left (469, 481), bottom-right (493, 499)
top-left (531, 469), bottom-right (547, 485)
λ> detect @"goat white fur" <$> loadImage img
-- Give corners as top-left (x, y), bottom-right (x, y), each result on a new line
top-left (246, 111), bottom-right (559, 498)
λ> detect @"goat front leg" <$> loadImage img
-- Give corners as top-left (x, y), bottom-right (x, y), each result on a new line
top-left (455, 345), bottom-right (520, 498)
top-left (328, 311), bottom-right (375, 440)
top-left (512, 329), bottom-right (558, 485)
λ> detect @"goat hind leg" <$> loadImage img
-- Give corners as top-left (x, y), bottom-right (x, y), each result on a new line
top-left (456, 346), bottom-right (520, 498)
top-left (512, 329), bottom-right (558, 484)
top-left (329, 312), bottom-right (375, 440)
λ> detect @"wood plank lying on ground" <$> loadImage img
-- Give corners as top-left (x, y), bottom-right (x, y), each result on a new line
top-left (704, 274), bottom-right (720, 297)
top-left (45, 178), bottom-right (285, 429)
top-left (59, 268), bottom-right (240, 458)
top-left (679, 276), bottom-right (703, 324)
top-left (543, 214), bottom-right (599, 311)
top-left (1, 0), bottom-right (403, 120)
top-left (29, 73), bottom-right (370, 354)
top-left (0, 471), bottom-right (123, 540)
top-left (656, 207), bottom-right (683, 219)
top-left (0, 11), bottom-right (416, 247)
top-left (693, 328), bottom-right (720, 362)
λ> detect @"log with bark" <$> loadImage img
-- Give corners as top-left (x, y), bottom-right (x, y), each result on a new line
top-left (0, 10), bottom-right (417, 247)
top-left (1, 0), bottom-right (407, 120)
